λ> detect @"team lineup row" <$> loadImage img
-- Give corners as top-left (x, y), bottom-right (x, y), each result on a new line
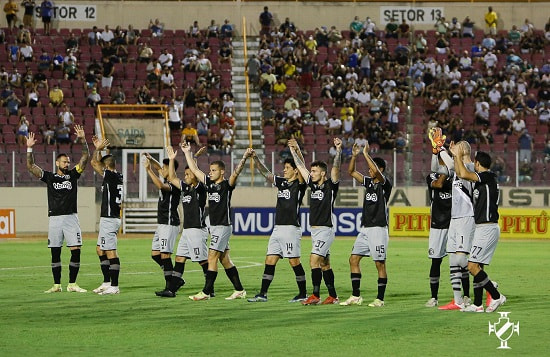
top-left (24, 125), bottom-right (506, 311)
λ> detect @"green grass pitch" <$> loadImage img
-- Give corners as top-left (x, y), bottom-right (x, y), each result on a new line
top-left (0, 235), bottom-right (547, 356)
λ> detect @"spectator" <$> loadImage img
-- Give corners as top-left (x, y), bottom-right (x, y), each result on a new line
top-left (434, 16), bottom-right (449, 37)
top-left (166, 98), bottom-right (182, 131)
top-left (18, 41), bottom-right (33, 62)
top-left (449, 17), bottom-right (462, 37)
top-left (492, 156), bottom-right (510, 183)
top-left (538, 101), bottom-right (550, 124)
top-left (520, 18), bottom-right (534, 35)
top-left (196, 112), bottom-right (209, 136)
top-left (220, 122), bottom-right (234, 153)
top-left (273, 77), bottom-right (287, 98)
top-left (42, 124), bottom-right (55, 144)
top-left (149, 18), bottom-right (164, 37)
top-left (100, 25), bottom-right (115, 46)
top-left (511, 115), bottom-right (526, 135)
top-left (111, 85), bottom-right (126, 104)
top-left (475, 102), bottom-right (490, 125)
top-left (218, 42), bottom-right (232, 64)
top-left (246, 54), bottom-right (261, 87)
top-left (413, 33), bottom-right (427, 54)
top-left (26, 87), bottom-right (39, 107)
top-left (398, 19), bottom-right (410, 39)
top-left (126, 24), bottom-right (140, 45)
top-left (4, 0), bottom-right (18, 31)
top-left (21, 0), bottom-right (35, 28)
top-left (314, 105), bottom-right (329, 126)
top-left (5, 92), bottom-right (21, 116)
top-left (479, 124), bottom-right (494, 144)
top-left (181, 122), bottom-right (201, 146)
top-left (55, 124), bottom-right (71, 144)
top-left (508, 25), bottom-right (521, 46)
top-left (385, 18), bottom-right (399, 39)
top-left (518, 161), bottom-right (533, 182)
top-left (48, 83), bottom-right (63, 107)
top-left (138, 43), bottom-right (153, 63)
top-left (159, 67), bottom-right (176, 97)
top-left (58, 104), bottom-right (74, 126)
top-left (462, 16), bottom-right (475, 38)
top-left (86, 87), bottom-right (102, 107)
top-left (327, 115), bottom-right (342, 135)
top-left (518, 128), bottom-right (533, 162)
top-left (485, 6), bottom-right (498, 35)
top-left (16, 24), bottom-right (32, 44)
top-left (100, 56), bottom-right (114, 92)
top-left (220, 19), bottom-right (233, 39)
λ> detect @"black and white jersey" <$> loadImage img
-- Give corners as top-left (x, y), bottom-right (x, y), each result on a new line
top-left (274, 176), bottom-right (307, 227)
top-left (205, 177), bottom-right (234, 226)
top-left (473, 171), bottom-right (500, 224)
top-left (361, 175), bottom-right (392, 228)
top-left (100, 169), bottom-right (123, 218)
top-left (451, 163), bottom-right (475, 218)
top-left (157, 182), bottom-right (181, 226)
top-left (181, 180), bottom-right (207, 229)
top-left (426, 173), bottom-right (452, 229)
top-left (41, 168), bottom-right (81, 217)
top-left (308, 176), bottom-right (339, 227)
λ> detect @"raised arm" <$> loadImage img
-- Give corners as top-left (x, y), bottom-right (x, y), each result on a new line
top-left (430, 173), bottom-right (448, 189)
top-left (452, 143), bottom-right (478, 182)
top-left (331, 137), bottom-right (342, 182)
top-left (90, 136), bottom-right (110, 175)
top-left (348, 143), bottom-right (364, 183)
top-left (166, 146), bottom-right (182, 189)
top-left (143, 155), bottom-right (170, 190)
top-left (74, 124), bottom-right (90, 173)
top-left (26, 132), bottom-right (43, 178)
top-left (142, 152), bottom-right (162, 171)
top-left (252, 151), bottom-right (275, 185)
top-left (180, 141), bottom-right (206, 183)
top-left (229, 147), bottom-right (253, 186)
top-left (362, 141), bottom-right (384, 182)
top-left (288, 139), bottom-right (310, 181)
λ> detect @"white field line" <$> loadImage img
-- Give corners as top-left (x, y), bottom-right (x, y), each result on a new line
top-left (0, 260), bottom-right (263, 276)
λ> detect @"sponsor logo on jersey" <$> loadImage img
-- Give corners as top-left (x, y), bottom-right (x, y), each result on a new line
top-left (53, 181), bottom-right (72, 190)
top-left (182, 195), bottom-right (192, 204)
top-left (473, 189), bottom-right (480, 199)
top-left (209, 192), bottom-right (221, 202)
top-left (311, 191), bottom-right (324, 200)
top-left (365, 192), bottom-right (378, 202)
top-left (278, 189), bottom-right (291, 199)
top-left (439, 192), bottom-right (452, 200)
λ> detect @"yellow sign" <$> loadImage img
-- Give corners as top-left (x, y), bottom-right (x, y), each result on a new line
top-left (389, 207), bottom-right (549, 239)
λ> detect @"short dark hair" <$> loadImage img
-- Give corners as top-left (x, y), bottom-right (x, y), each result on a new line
top-left (311, 160), bottom-right (327, 173)
top-left (163, 158), bottom-right (179, 171)
top-left (56, 153), bottom-right (68, 161)
top-left (211, 160), bottom-right (225, 170)
top-left (100, 154), bottom-right (115, 168)
top-left (284, 158), bottom-right (297, 169)
top-left (475, 151), bottom-right (492, 169)
top-left (372, 157), bottom-right (386, 172)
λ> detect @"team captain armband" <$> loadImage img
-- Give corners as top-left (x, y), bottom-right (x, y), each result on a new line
top-left (76, 164), bottom-right (85, 174)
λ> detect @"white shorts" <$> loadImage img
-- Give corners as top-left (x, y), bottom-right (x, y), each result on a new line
top-left (176, 227), bottom-right (208, 262)
top-left (101, 76), bottom-right (113, 88)
top-left (266, 225), bottom-right (302, 258)
top-left (447, 216), bottom-right (475, 254)
top-left (351, 226), bottom-right (389, 261)
top-left (151, 224), bottom-right (179, 254)
top-left (428, 228), bottom-right (448, 259)
top-left (48, 214), bottom-right (82, 248)
top-left (209, 225), bottom-right (232, 252)
top-left (310, 226), bottom-right (335, 258)
top-left (469, 223), bottom-right (500, 265)
top-left (97, 217), bottom-right (121, 251)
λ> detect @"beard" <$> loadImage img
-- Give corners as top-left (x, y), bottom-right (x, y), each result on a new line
top-left (59, 167), bottom-right (70, 174)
